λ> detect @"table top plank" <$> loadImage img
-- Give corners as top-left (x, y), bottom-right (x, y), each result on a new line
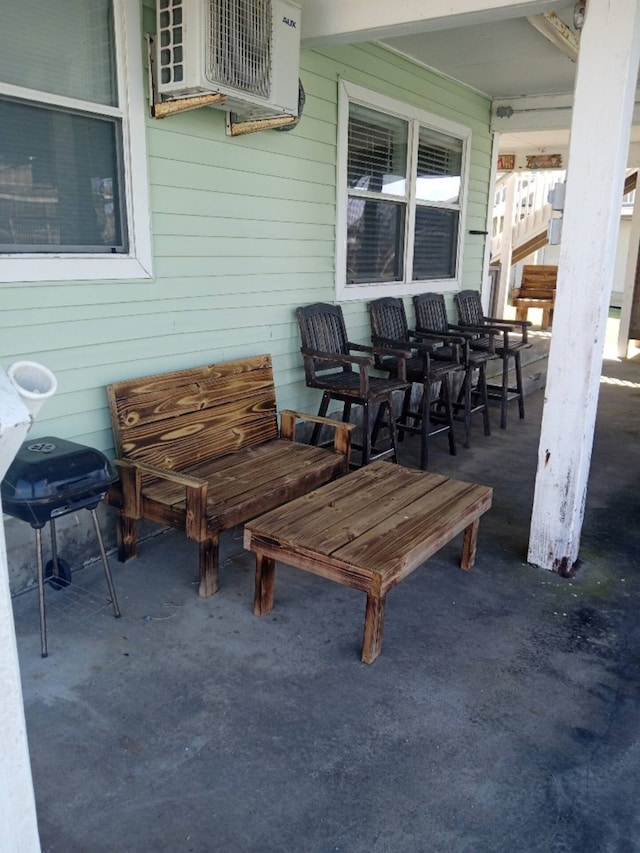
top-left (245, 529), bottom-right (380, 593)
top-left (250, 464), bottom-right (449, 554)
top-left (335, 480), bottom-right (492, 589)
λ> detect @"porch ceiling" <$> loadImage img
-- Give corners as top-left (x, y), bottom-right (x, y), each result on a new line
top-left (301, 1), bottom-right (640, 157)
top-left (381, 10), bottom-right (578, 100)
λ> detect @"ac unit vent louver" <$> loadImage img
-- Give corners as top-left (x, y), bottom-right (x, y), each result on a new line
top-left (207, 0), bottom-right (271, 99)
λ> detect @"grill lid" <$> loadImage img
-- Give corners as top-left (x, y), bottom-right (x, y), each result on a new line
top-left (1, 437), bottom-right (117, 526)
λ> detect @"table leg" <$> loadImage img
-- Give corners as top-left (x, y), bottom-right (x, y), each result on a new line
top-left (362, 593), bottom-right (386, 664)
top-left (461, 518), bottom-right (480, 570)
top-left (198, 537), bottom-right (219, 598)
top-left (253, 553), bottom-right (275, 616)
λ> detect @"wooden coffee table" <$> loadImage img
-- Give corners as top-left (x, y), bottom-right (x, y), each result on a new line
top-left (244, 461), bottom-right (492, 663)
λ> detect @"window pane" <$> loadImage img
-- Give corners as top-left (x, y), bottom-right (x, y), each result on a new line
top-left (0, 99), bottom-right (127, 253)
top-left (0, 0), bottom-right (117, 107)
top-left (412, 207), bottom-right (458, 280)
top-left (348, 104), bottom-right (408, 197)
top-left (416, 127), bottom-right (463, 203)
top-left (347, 198), bottom-right (405, 284)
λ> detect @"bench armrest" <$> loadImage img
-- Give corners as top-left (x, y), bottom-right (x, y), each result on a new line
top-left (280, 410), bottom-right (353, 465)
top-left (114, 458), bottom-right (208, 542)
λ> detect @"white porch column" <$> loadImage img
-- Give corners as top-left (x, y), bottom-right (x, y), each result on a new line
top-left (0, 371), bottom-right (41, 851)
top-left (496, 173), bottom-right (517, 317)
top-left (617, 191), bottom-right (640, 357)
top-left (528, 0), bottom-right (640, 572)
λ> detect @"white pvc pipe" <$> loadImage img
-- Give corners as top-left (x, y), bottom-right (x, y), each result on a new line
top-left (7, 361), bottom-right (57, 421)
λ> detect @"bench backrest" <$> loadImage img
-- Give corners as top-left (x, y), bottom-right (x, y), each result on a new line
top-left (107, 354), bottom-right (279, 470)
top-left (518, 265), bottom-right (558, 299)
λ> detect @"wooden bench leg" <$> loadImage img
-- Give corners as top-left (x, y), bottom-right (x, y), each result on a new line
top-left (253, 553), bottom-right (275, 616)
top-left (117, 513), bottom-right (138, 563)
top-left (515, 306), bottom-right (528, 323)
top-left (541, 308), bottom-right (551, 330)
top-left (362, 593), bottom-right (386, 663)
top-left (461, 518), bottom-right (480, 570)
top-left (198, 537), bottom-right (219, 598)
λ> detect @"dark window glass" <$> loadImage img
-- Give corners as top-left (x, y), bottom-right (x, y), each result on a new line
top-left (0, 98), bottom-right (127, 253)
top-left (412, 207), bottom-right (459, 280)
top-left (347, 199), bottom-right (405, 284)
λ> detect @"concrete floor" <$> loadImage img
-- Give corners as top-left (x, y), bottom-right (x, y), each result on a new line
top-left (11, 354), bottom-right (640, 853)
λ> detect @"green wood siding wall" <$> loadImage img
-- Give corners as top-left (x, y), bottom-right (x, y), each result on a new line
top-left (1, 13), bottom-right (492, 455)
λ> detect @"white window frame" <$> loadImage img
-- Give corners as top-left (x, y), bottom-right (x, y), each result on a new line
top-left (0, 0), bottom-right (152, 283)
top-left (336, 79), bottom-right (471, 302)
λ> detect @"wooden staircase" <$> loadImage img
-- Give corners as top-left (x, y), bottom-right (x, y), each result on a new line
top-left (494, 170), bottom-right (638, 266)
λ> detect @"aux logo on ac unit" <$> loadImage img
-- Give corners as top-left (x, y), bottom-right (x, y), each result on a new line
top-left (282, 16), bottom-right (297, 28)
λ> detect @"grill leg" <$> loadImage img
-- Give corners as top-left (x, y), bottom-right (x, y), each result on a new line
top-left (35, 527), bottom-right (48, 658)
top-left (89, 508), bottom-right (121, 618)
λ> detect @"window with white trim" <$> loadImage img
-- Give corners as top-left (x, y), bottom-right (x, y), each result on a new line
top-left (0, 0), bottom-right (152, 282)
top-left (337, 81), bottom-right (470, 301)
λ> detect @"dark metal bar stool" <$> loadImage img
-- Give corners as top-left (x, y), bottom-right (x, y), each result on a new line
top-left (454, 290), bottom-right (532, 430)
top-left (368, 297), bottom-right (465, 470)
top-left (413, 292), bottom-right (499, 447)
top-left (296, 303), bottom-right (409, 467)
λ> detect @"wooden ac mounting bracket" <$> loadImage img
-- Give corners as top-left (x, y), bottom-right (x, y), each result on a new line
top-left (152, 93), bottom-right (226, 118)
top-left (225, 112), bottom-right (300, 136)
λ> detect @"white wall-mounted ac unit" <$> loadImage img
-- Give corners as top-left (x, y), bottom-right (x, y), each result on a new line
top-left (157, 0), bottom-right (301, 116)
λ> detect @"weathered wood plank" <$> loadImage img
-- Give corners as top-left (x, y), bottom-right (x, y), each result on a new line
top-left (254, 470), bottom-right (450, 555)
top-left (336, 483), bottom-right (493, 588)
top-left (112, 365), bottom-right (276, 429)
top-left (245, 462), bottom-right (448, 546)
top-left (107, 355), bottom-right (276, 457)
top-left (118, 401), bottom-right (279, 469)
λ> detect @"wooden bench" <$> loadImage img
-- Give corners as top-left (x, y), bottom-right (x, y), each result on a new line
top-left (510, 264), bottom-right (557, 329)
top-left (245, 460), bottom-right (493, 663)
top-left (106, 354), bottom-right (352, 597)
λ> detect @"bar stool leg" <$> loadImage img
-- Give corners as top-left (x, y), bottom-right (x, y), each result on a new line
top-left (35, 526), bottom-right (48, 658)
top-left (479, 363), bottom-right (492, 436)
top-left (384, 397), bottom-right (400, 464)
top-left (462, 367), bottom-right (472, 449)
top-left (89, 508), bottom-right (121, 618)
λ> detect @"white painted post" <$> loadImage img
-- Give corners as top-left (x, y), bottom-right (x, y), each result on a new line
top-left (0, 370), bottom-right (41, 851)
top-left (495, 172), bottom-right (517, 317)
top-left (617, 192), bottom-right (640, 357)
top-left (528, 0), bottom-right (640, 571)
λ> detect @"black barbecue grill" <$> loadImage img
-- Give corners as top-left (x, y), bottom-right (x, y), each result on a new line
top-left (2, 436), bottom-right (121, 657)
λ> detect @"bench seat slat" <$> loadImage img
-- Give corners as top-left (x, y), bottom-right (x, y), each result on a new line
top-left (141, 441), bottom-right (345, 531)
